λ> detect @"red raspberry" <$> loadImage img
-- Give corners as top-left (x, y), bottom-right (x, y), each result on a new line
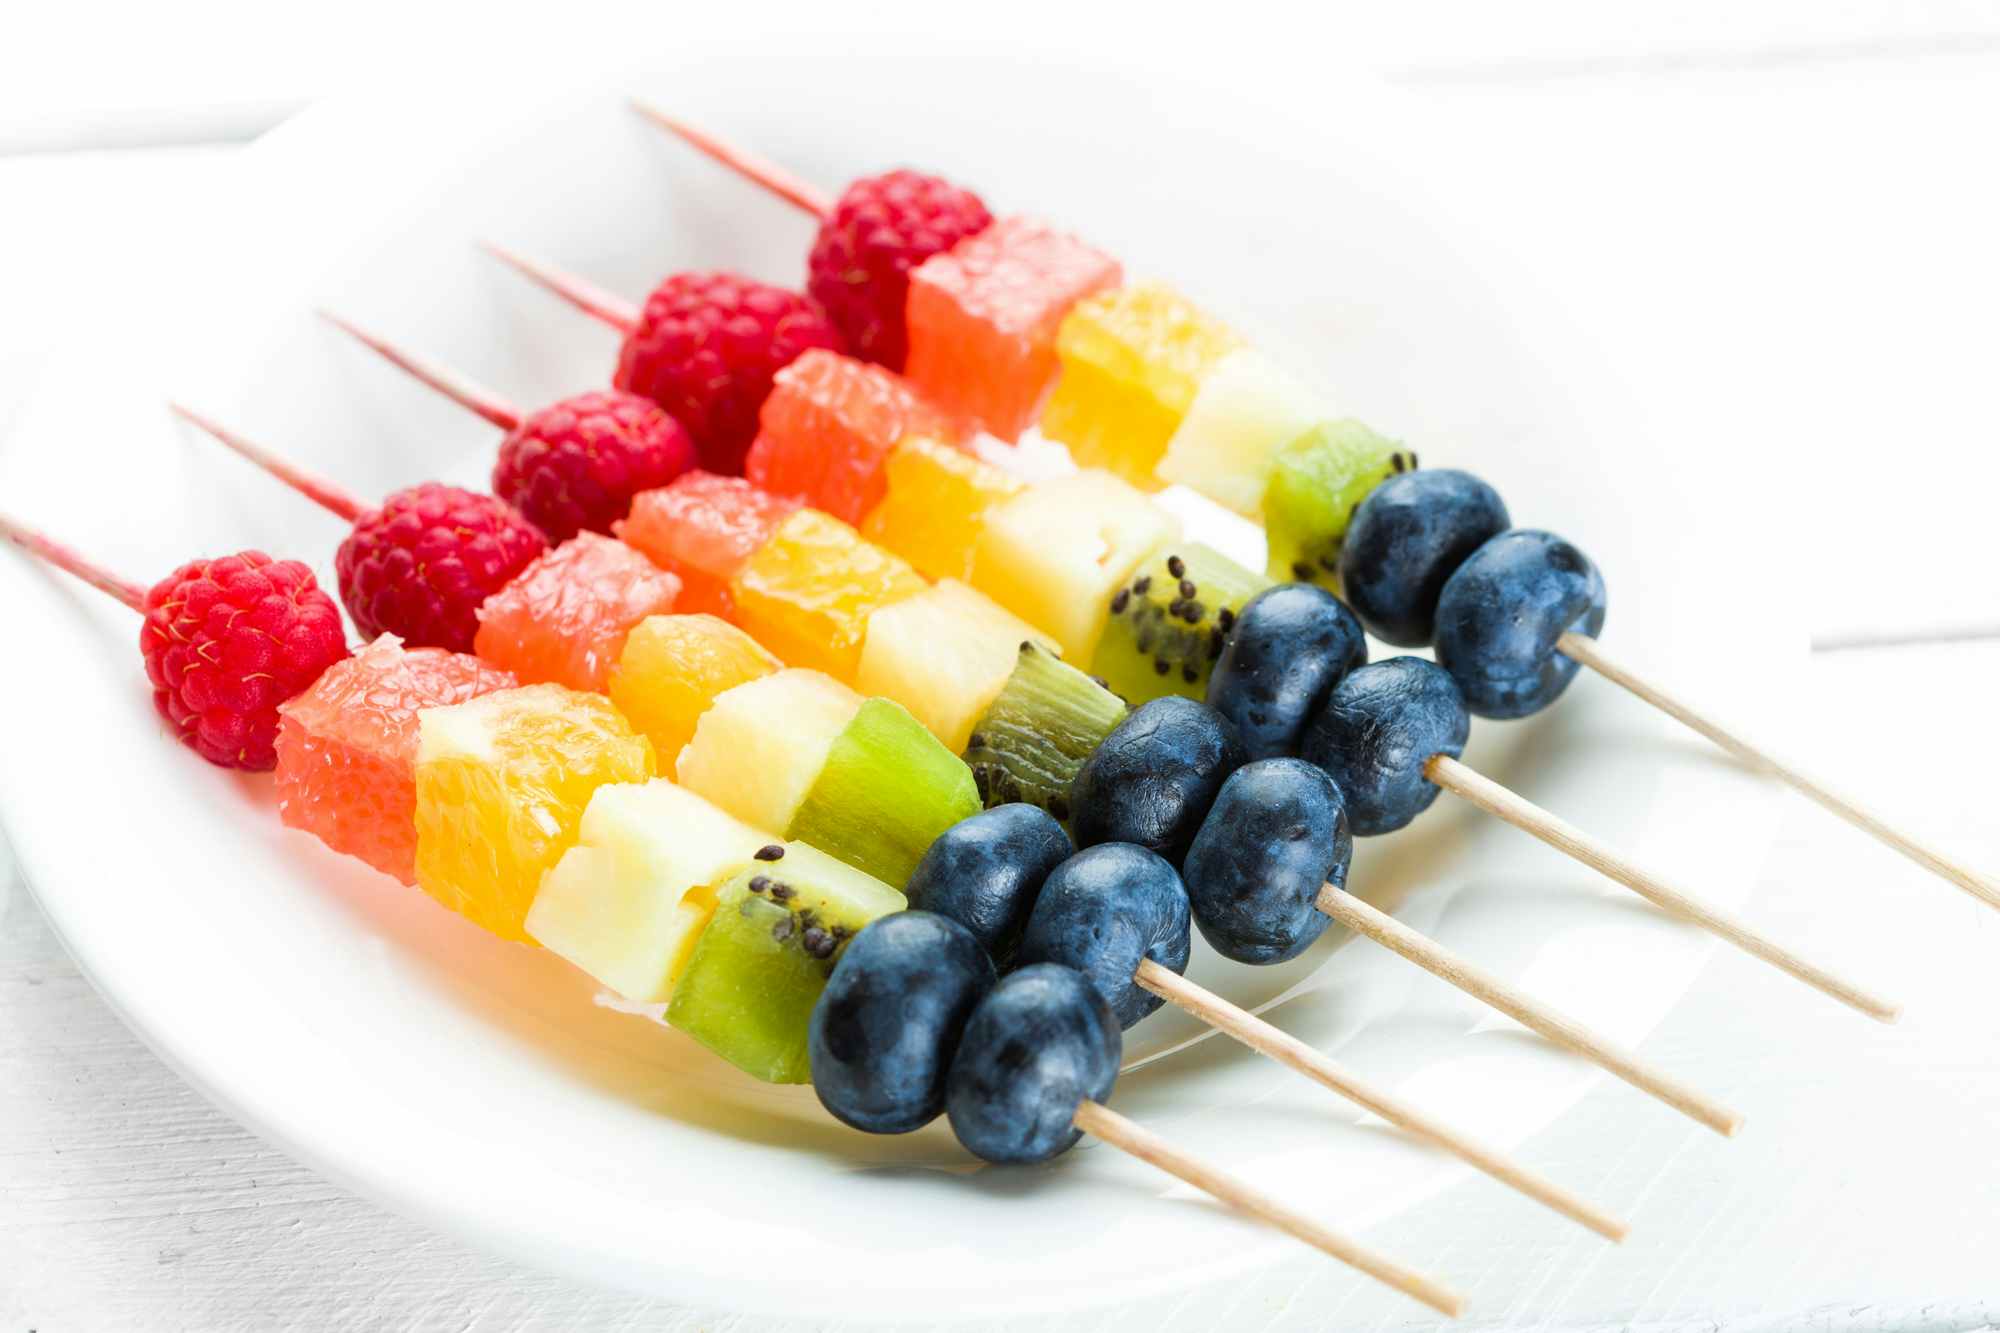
top-left (334, 484), bottom-right (547, 654)
top-left (808, 170), bottom-right (993, 372)
top-left (492, 390), bottom-right (697, 542)
top-left (614, 271), bottom-right (840, 476)
top-left (139, 552), bottom-right (349, 771)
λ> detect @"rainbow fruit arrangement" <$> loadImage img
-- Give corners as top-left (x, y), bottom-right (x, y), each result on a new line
top-left (10, 107), bottom-right (1979, 1316)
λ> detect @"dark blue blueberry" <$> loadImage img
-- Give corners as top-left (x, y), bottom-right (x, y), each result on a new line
top-left (1205, 584), bottom-right (1367, 761)
top-left (1338, 470), bottom-right (1510, 647)
top-left (1434, 530), bottom-right (1608, 719)
top-left (1015, 843), bottom-right (1191, 1028)
top-left (1069, 696), bottom-right (1247, 865)
top-left (1300, 657), bottom-right (1469, 836)
top-left (904, 804), bottom-right (1074, 962)
top-left (809, 911), bottom-right (996, 1134)
top-left (945, 963), bottom-right (1120, 1164)
top-left (1182, 758), bottom-right (1350, 964)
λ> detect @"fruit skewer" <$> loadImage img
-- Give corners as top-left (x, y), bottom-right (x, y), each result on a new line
top-left (486, 243), bottom-right (1896, 1025)
top-left (0, 513), bottom-right (349, 771)
top-left (256, 328), bottom-right (1627, 1240)
top-left (646, 108), bottom-right (2000, 918)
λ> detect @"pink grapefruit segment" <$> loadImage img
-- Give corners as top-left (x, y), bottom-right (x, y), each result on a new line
top-left (473, 533), bottom-right (681, 692)
top-left (616, 471), bottom-right (800, 618)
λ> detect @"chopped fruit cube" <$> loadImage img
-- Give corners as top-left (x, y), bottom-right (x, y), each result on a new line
top-left (1261, 420), bottom-right (1413, 585)
top-left (859, 435), bottom-right (1023, 582)
top-left (666, 846), bottom-right (905, 1084)
top-left (412, 684), bottom-right (655, 942)
top-left (528, 779), bottom-right (770, 1003)
top-left (969, 469), bottom-right (1181, 663)
top-left (1039, 281), bottom-right (1243, 488)
top-left (788, 698), bottom-right (982, 888)
top-left (1090, 541), bottom-right (1272, 705)
top-left (1157, 348), bottom-right (1330, 516)
top-left (274, 635), bottom-right (516, 885)
top-left (615, 471), bottom-right (799, 618)
top-left (904, 217), bottom-right (1122, 441)
top-left (962, 642), bottom-right (1127, 824)
top-left (473, 533), bottom-right (680, 692)
top-left (855, 579), bottom-right (1053, 751)
top-left (607, 613), bottom-right (782, 768)
top-left (674, 668), bottom-right (862, 837)
top-left (730, 509), bottom-right (928, 680)
top-left (743, 348), bottom-right (964, 525)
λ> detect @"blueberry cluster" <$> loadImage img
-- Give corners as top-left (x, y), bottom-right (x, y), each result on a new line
top-left (806, 470), bottom-right (1606, 1164)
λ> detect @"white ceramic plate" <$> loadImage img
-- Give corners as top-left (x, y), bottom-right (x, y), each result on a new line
top-left (0, 31), bottom-right (1792, 1323)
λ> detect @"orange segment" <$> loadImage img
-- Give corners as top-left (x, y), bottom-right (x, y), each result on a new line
top-left (1039, 282), bottom-right (1242, 489)
top-left (608, 613), bottom-right (784, 768)
top-left (905, 217), bottom-right (1122, 441)
top-left (274, 635), bottom-right (516, 885)
top-left (473, 533), bottom-right (680, 692)
top-left (413, 684), bottom-right (656, 942)
top-left (743, 348), bottom-right (965, 524)
top-left (615, 472), bottom-right (799, 618)
top-left (729, 509), bottom-right (928, 680)
top-left (859, 435), bottom-right (1023, 581)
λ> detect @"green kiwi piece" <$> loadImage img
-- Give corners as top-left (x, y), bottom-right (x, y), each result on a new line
top-left (961, 642), bottom-right (1128, 825)
top-left (1089, 541), bottom-right (1272, 705)
top-left (787, 698), bottom-right (981, 890)
top-left (1261, 420), bottom-right (1415, 586)
top-left (666, 848), bottom-right (905, 1083)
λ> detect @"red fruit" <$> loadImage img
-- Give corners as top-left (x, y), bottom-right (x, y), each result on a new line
top-left (614, 272), bottom-right (840, 476)
top-left (335, 484), bottom-right (547, 653)
top-left (492, 390), bottom-right (697, 542)
top-left (808, 170), bottom-right (993, 372)
top-left (615, 471), bottom-right (799, 618)
top-left (138, 552), bottom-right (350, 771)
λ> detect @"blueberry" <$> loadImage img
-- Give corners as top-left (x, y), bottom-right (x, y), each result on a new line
top-left (1069, 696), bottom-right (1247, 864)
top-left (1183, 759), bottom-right (1350, 964)
top-left (1339, 470), bottom-right (1510, 647)
top-left (1015, 843), bottom-right (1190, 1028)
top-left (1301, 657), bottom-right (1470, 835)
top-left (1434, 530), bottom-right (1607, 719)
top-left (1205, 584), bottom-right (1367, 761)
top-left (809, 911), bottom-right (997, 1134)
top-left (904, 805), bottom-right (1073, 963)
top-left (945, 963), bottom-right (1120, 1164)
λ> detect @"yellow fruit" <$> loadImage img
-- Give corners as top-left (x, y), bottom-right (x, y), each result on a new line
top-left (1039, 282), bottom-right (1242, 489)
top-left (674, 668), bottom-right (862, 836)
top-left (1156, 348), bottom-right (1330, 516)
top-left (729, 508), bottom-right (929, 680)
top-left (527, 779), bottom-right (770, 1003)
top-left (607, 613), bottom-right (783, 769)
top-left (413, 684), bottom-right (655, 943)
top-left (969, 470), bottom-right (1182, 662)
top-left (855, 579), bottom-right (1055, 751)
top-left (859, 435), bottom-right (1023, 581)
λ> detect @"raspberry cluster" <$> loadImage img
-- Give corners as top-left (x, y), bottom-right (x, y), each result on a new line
top-left (334, 483), bottom-right (547, 653)
top-left (493, 390), bottom-right (697, 541)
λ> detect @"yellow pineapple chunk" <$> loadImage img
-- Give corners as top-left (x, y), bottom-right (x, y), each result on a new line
top-left (674, 668), bottom-right (862, 835)
top-left (413, 684), bottom-right (655, 943)
top-left (969, 470), bottom-right (1182, 662)
top-left (856, 579), bottom-right (1057, 751)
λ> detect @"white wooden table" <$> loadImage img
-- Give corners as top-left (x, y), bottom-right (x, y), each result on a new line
top-left (6, 7), bottom-right (2000, 1328)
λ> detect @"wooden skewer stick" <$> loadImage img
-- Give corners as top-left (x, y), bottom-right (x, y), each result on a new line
top-left (1315, 884), bottom-right (1743, 1137)
top-left (1134, 959), bottom-right (1626, 1240)
top-left (480, 241), bottom-right (641, 334)
top-left (0, 513), bottom-right (147, 611)
top-left (166, 404), bottom-right (369, 523)
top-left (1558, 630), bottom-right (2000, 914)
top-left (1070, 1098), bottom-right (1464, 1316)
top-left (1424, 754), bottom-right (1899, 1024)
top-left (630, 100), bottom-right (835, 220)
top-left (318, 312), bottom-right (524, 431)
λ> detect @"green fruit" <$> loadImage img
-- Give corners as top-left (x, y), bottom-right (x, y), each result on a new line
top-left (962, 642), bottom-right (1128, 825)
top-left (1089, 541), bottom-right (1271, 705)
top-left (787, 698), bottom-right (981, 890)
top-left (1261, 420), bottom-right (1415, 586)
top-left (666, 843), bottom-right (904, 1083)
